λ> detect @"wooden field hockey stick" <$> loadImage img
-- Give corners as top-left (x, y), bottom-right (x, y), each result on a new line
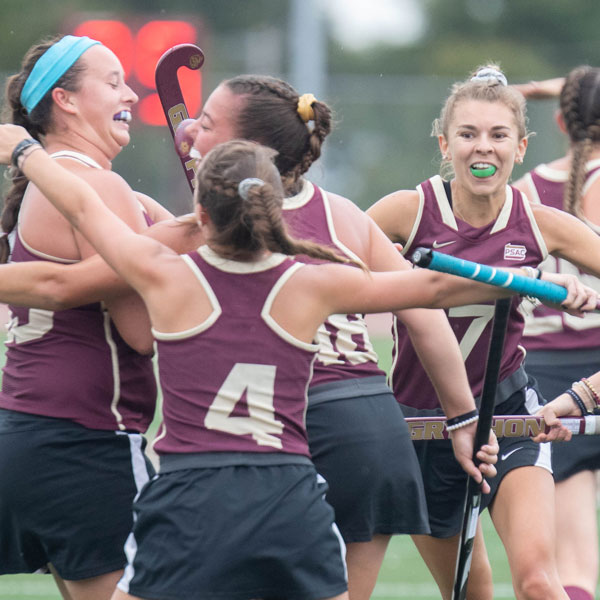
top-left (155, 44), bottom-right (204, 192)
top-left (452, 297), bottom-right (511, 600)
top-left (406, 414), bottom-right (600, 441)
top-left (411, 247), bottom-right (600, 310)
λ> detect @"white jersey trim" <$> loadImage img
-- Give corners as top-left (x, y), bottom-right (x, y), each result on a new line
top-left (49, 150), bottom-right (103, 169)
top-left (262, 262), bottom-right (319, 352)
top-left (15, 224), bottom-right (79, 263)
top-left (534, 163), bottom-right (568, 182)
top-left (402, 183), bottom-right (426, 254)
top-left (534, 162), bottom-right (600, 234)
top-left (489, 186), bottom-right (513, 233)
top-left (285, 180), bottom-right (364, 265)
top-left (320, 188), bottom-right (364, 264)
top-left (101, 302), bottom-right (125, 430)
top-left (16, 150), bottom-right (102, 263)
top-left (283, 179), bottom-right (314, 209)
top-left (387, 315), bottom-right (401, 389)
top-left (431, 175), bottom-right (458, 230)
top-left (520, 191), bottom-right (549, 260)
top-left (152, 254), bottom-right (222, 340)
top-left (522, 173), bottom-right (541, 204)
top-left (198, 244), bottom-right (288, 273)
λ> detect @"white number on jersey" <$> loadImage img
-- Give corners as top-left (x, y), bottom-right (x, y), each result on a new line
top-left (448, 304), bottom-right (496, 362)
top-left (6, 308), bottom-right (54, 344)
top-left (316, 313), bottom-right (378, 366)
top-left (204, 363), bottom-right (284, 449)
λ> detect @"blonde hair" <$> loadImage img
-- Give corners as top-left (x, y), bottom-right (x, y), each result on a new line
top-left (432, 64), bottom-right (529, 178)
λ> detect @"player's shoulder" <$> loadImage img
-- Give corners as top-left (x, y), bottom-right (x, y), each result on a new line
top-left (367, 188), bottom-right (420, 244)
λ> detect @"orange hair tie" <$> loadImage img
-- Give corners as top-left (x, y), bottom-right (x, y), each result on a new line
top-left (297, 93), bottom-right (316, 123)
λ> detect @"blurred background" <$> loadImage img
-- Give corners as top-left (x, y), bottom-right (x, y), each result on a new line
top-left (2, 0), bottom-right (599, 216)
top-left (1, 2), bottom-right (600, 598)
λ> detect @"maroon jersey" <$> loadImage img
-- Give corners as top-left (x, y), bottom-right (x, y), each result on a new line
top-left (521, 162), bottom-right (600, 351)
top-left (393, 175), bottom-right (546, 410)
top-left (282, 181), bottom-right (384, 386)
top-left (0, 151), bottom-right (156, 431)
top-left (152, 246), bottom-right (318, 457)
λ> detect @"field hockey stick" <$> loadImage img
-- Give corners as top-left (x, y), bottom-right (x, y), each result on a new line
top-left (406, 414), bottom-right (600, 441)
top-left (453, 297), bottom-right (511, 600)
top-left (155, 43), bottom-right (204, 192)
top-left (412, 247), bottom-right (572, 306)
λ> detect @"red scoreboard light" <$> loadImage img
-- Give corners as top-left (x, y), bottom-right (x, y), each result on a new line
top-left (72, 18), bottom-right (203, 126)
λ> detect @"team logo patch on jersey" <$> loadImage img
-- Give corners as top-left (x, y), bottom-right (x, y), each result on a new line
top-left (504, 244), bottom-right (527, 261)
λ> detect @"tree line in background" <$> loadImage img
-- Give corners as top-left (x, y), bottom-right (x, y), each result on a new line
top-left (0, 0), bottom-right (595, 211)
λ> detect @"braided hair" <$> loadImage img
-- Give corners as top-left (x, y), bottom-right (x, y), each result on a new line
top-left (559, 66), bottom-right (600, 218)
top-left (223, 75), bottom-right (332, 194)
top-left (0, 36), bottom-right (86, 262)
top-left (195, 139), bottom-right (360, 268)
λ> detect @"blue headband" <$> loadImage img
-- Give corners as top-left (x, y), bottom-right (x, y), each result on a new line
top-left (20, 35), bottom-right (101, 114)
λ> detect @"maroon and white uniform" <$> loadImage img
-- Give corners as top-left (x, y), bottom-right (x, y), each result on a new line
top-left (394, 175), bottom-right (547, 411)
top-left (0, 151), bottom-right (156, 432)
top-left (282, 181), bottom-right (384, 388)
top-left (280, 181), bottom-right (430, 542)
top-left (521, 161), bottom-right (600, 351)
top-left (152, 246), bottom-right (318, 458)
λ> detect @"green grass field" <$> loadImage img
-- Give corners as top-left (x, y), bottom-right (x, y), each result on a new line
top-left (0, 513), bottom-right (515, 599)
top-left (0, 331), bottom-right (594, 599)
top-left (0, 331), bottom-right (517, 599)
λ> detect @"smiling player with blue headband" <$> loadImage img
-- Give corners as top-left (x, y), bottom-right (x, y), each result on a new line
top-left (20, 35), bottom-right (101, 114)
top-left (0, 35), bottom-right (175, 600)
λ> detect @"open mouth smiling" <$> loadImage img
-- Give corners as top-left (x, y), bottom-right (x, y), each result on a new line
top-left (113, 110), bottom-right (132, 123)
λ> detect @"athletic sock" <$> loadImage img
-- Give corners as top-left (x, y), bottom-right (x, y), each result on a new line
top-left (564, 585), bottom-right (594, 600)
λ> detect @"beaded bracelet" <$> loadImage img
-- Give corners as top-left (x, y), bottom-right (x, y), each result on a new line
top-left (565, 388), bottom-right (589, 416)
top-left (11, 138), bottom-right (41, 170)
top-left (446, 409), bottom-right (479, 432)
top-left (573, 380), bottom-right (593, 409)
top-left (581, 377), bottom-right (600, 405)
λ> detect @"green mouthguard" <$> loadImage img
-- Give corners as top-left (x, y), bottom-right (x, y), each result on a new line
top-left (470, 165), bottom-right (497, 178)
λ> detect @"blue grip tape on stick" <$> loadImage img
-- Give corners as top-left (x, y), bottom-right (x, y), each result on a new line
top-left (411, 247), bottom-right (567, 305)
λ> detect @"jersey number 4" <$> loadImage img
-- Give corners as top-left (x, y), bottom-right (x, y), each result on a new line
top-left (204, 363), bottom-right (284, 449)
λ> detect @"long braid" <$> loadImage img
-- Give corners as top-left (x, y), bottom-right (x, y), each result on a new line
top-left (564, 139), bottom-right (592, 218)
top-left (241, 185), bottom-right (357, 267)
top-left (224, 75), bottom-right (332, 194)
top-left (560, 66), bottom-right (600, 218)
top-left (196, 140), bottom-right (363, 269)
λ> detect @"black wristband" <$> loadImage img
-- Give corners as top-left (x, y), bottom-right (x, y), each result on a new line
top-left (536, 268), bottom-right (543, 279)
top-left (11, 138), bottom-right (41, 169)
top-left (565, 388), bottom-right (589, 416)
top-left (446, 409), bottom-right (479, 428)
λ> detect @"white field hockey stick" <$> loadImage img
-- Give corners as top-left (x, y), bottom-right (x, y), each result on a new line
top-left (155, 44), bottom-right (204, 192)
top-left (453, 298), bottom-right (511, 600)
top-left (406, 414), bottom-right (600, 441)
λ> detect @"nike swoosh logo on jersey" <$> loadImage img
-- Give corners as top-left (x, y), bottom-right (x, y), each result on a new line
top-left (501, 447), bottom-right (523, 461)
top-left (432, 240), bottom-right (456, 248)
